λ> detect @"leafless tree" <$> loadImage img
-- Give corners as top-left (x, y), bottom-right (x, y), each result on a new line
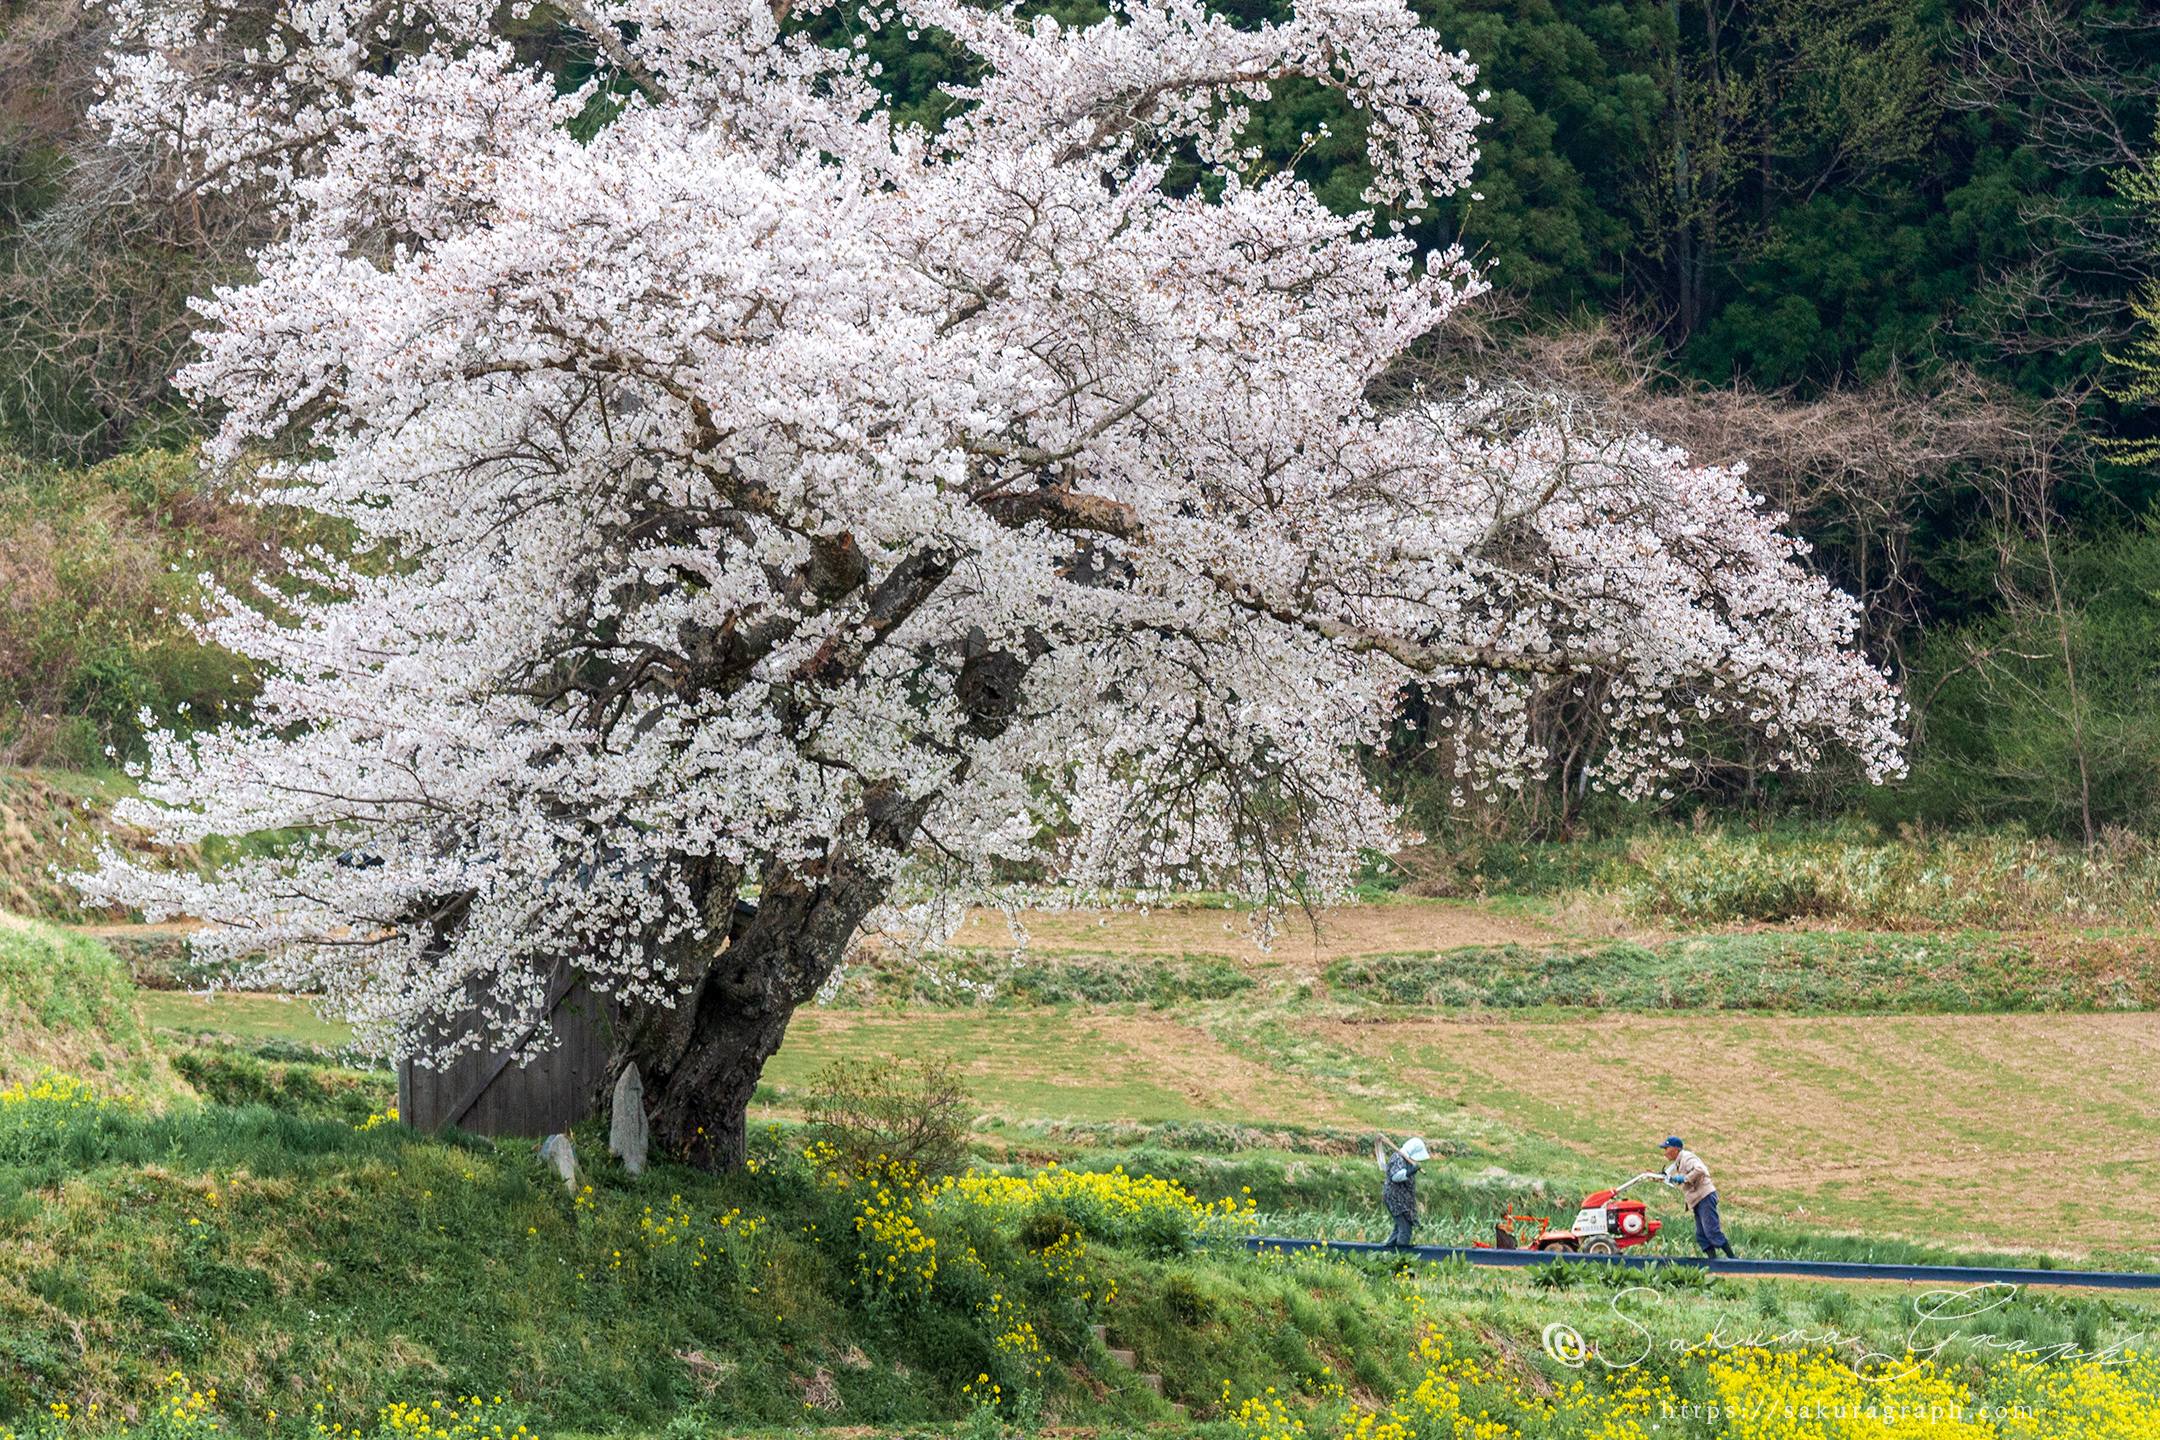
top-left (1400, 320), bottom-right (2078, 660)
top-left (1944, 0), bottom-right (2160, 355)
top-left (0, 0), bottom-right (280, 461)
top-left (1948, 0), bottom-right (2160, 175)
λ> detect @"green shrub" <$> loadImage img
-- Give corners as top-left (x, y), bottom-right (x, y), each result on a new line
top-left (169, 1049), bottom-right (391, 1125)
top-left (1017, 1208), bottom-right (1078, 1252)
top-left (1163, 1273), bottom-right (1213, 1326)
top-left (805, 1054), bottom-right (973, 1182)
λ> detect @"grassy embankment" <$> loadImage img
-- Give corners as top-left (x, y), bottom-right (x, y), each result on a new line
top-left (5, 818), bottom-right (2160, 1432)
top-left (98, 816), bottom-right (2160, 1256)
top-left (6, 1050), bottom-right (2155, 1440)
top-left (0, 911), bottom-right (170, 1098)
top-left (3, 955), bottom-right (2158, 1439)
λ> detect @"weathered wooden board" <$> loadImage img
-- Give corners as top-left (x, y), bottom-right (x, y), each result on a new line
top-left (398, 971), bottom-right (614, 1137)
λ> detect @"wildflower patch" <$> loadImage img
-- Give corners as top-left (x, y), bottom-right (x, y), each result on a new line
top-left (934, 1162), bottom-right (1258, 1252)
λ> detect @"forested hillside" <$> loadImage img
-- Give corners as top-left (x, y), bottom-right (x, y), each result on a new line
top-left (5, 0), bottom-right (2160, 842)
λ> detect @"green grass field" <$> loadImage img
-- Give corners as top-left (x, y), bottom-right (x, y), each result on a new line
top-left (758, 1000), bottom-right (2160, 1258)
top-left (99, 900), bottom-right (2160, 1260)
top-left (763, 1009), bottom-right (1371, 1129)
top-left (2, 892), bottom-right (2160, 1436)
top-left (139, 991), bottom-right (359, 1051)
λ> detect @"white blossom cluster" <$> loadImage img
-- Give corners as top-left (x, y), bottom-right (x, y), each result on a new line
top-left (78, 0), bottom-right (1902, 1063)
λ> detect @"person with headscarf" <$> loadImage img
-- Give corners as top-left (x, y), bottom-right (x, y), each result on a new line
top-left (1374, 1133), bottom-right (1429, 1249)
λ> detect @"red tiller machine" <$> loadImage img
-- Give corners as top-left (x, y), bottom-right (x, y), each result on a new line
top-left (1476, 1172), bottom-right (1667, 1255)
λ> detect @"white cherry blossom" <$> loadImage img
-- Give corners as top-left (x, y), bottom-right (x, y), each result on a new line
top-left (80, 0), bottom-right (1900, 1166)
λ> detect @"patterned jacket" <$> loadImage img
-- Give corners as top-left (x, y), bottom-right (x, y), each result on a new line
top-left (1381, 1149), bottom-right (1419, 1217)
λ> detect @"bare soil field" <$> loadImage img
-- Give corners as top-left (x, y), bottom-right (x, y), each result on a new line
top-left (1318, 1010), bottom-right (2160, 1249)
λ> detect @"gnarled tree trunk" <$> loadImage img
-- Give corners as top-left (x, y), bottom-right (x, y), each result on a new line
top-left (638, 781), bottom-right (930, 1170)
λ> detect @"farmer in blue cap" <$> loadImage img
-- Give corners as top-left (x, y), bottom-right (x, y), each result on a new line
top-left (1662, 1137), bottom-right (1737, 1259)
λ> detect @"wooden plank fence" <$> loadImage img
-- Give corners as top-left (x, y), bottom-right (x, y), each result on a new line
top-left (397, 961), bottom-right (613, 1137)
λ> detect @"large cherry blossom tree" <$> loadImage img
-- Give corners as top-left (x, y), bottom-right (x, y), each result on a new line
top-left (79, 0), bottom-right (1902, 1167)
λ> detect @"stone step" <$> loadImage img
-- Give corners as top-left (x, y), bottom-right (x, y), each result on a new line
top-left (1096, 1328), bottom-right (1176, 1410)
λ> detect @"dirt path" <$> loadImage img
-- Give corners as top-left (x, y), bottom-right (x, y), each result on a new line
top-left (71, 920), bottom-right (201, 937)
top-left (950, 898), bottom-right (1553, 979)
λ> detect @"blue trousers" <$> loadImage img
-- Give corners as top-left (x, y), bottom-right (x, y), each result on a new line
top-left (1693, 1192), bottom-right (1731, 1255)
top-left (1387, 1212), bottom-right (1415, 1248)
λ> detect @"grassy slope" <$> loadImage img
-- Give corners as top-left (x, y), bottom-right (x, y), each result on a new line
top-left (0, 768), bottom-right (219, 932)
top-left (0, 920), bottom-right (2156, 1435)
top-left (0, 1095), bottom-right (1421, 1431)
top-left (4, 1093), bottom-right (2155, 1436)
top-left (1325, 931), bottom-right (2160, 1013)
top-left (0, 912), bottom-right (172, 1098)
top-left (3, 1105), bottom-right (2155, 1437)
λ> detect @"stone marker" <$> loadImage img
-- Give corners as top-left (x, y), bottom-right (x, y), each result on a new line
top-left (538, 1132), bottom-right (577, 1190)
top-left (610, 1063), bottom-right (648, 1176)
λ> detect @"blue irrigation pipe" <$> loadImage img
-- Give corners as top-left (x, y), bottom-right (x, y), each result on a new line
top-left (1237, 1236), bottom-right (2160, 1291)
